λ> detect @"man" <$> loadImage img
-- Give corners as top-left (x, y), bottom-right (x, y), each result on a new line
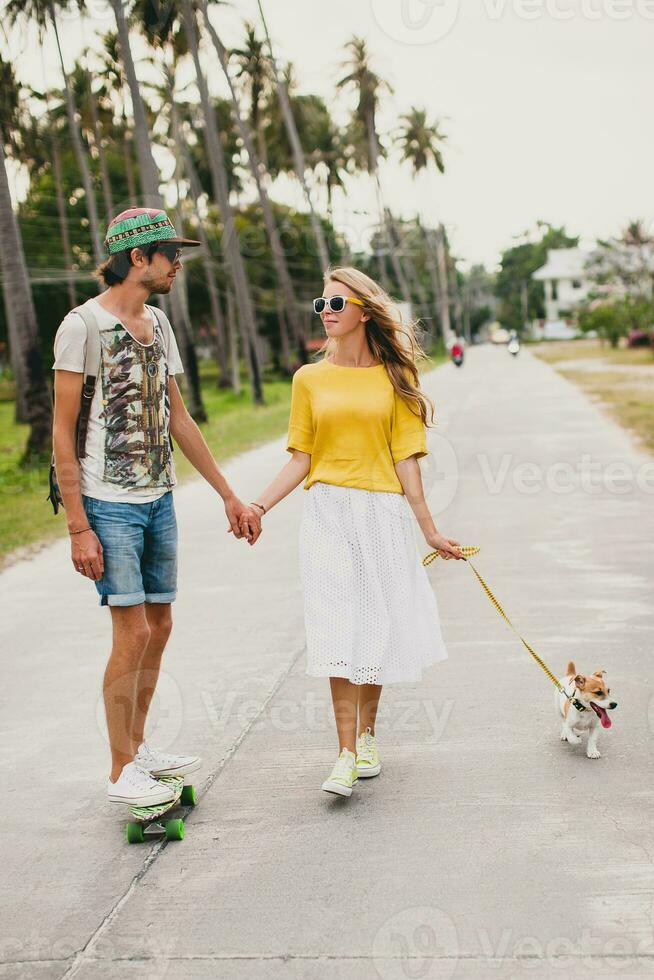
top-left (52, 207), bottom-right (262, 806)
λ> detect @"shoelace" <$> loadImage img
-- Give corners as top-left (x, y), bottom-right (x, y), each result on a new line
top-left (139, 743), bottom-right (174, 765)
top-left (357, 730), bottom-right (376, 761)
top-left (131, 761), bottom-right (159, 786)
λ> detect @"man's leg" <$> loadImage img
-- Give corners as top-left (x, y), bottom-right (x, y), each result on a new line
top-left (105, 605), bottom-right (151, 782)
top-left (130, 603), bottom-right (173, 752)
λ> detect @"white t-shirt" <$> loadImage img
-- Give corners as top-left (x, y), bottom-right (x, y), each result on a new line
top-left (52, 298), bottom-right (184, 503)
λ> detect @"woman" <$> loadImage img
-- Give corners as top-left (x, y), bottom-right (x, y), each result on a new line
top-left (246, 267), bottom-right (465, 797)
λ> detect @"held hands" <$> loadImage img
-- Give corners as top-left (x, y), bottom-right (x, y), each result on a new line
top-left (424, 529), bottom-right (466, 561)
top-left (225, 494), bottom-right (263, 546)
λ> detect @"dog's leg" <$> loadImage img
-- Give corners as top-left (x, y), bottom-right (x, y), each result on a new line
top-left (563, 722), bottom-right (581, 745)
top-left (586, 727), bottom-right (601, 759)
top-left (560, 722), bottom-right (569, 741)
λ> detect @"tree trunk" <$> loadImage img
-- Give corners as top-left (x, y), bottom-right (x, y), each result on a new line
top-left (109, 0), bottom-right (161, 204)
top-left (109, 0), bottom-right (207, 420)
top-left (418, 222), bottom-right (447, 348)
top-left (171, 99), bottom-right (231, 388)
top-left (255, 0), bottom-right (330, 270)
top-left (386, 207), bottom-right (431, 317)
top-left (122, 124), bottom-right (137, 200)
top-left (182, 0), bottom-right (264, 405)
top-left (433, 226), bottom-right (452, 344)
top-left (85, 68), bottom-right (114, 222)
top-left (50, 7), bottom-right (103, 267)
top-left (171, 205), bottom-right (207, 423)
top-left (0, 142), bottom-right (52, 458)
top-left (51, 131), bottom-right (76, 309)
top-left (200, 4), bottom-right (306, 368)
top-left (226, 287), bottom-right (241, 394)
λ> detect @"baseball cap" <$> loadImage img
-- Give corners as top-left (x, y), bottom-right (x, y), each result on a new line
top-left (104, 207), bottom-right (201, 254)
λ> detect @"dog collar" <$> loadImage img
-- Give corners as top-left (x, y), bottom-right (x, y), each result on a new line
top-left (569, 685), bottom-right (587, 712)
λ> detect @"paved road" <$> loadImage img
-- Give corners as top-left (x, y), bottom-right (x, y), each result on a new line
top-left (2, 345), bottom-right (653, 980)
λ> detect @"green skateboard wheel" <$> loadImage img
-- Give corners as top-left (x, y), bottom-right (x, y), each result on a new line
top-left (165, 818), bottom-right (185, 841)
top-left (126, 822), bottom-right (145, 844)
top-left (180, 785), bottom-right (197, 806)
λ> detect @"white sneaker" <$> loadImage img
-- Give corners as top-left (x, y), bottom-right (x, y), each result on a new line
top-left (108, 762), bottom-right (177, 806)
top-left (134, 741), bottom-right (201, 778)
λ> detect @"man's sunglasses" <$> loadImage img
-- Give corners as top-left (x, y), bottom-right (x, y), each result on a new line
top-left (143, 242), bottom-right (183, 264)
top-left (312, 295), bottom-right (364, 315)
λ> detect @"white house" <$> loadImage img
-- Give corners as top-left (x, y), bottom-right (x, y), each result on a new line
top-left (532, 248), bottom-right (591, 339)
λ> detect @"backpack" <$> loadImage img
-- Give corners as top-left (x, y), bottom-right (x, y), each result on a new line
top-left (47, 301), bottom-right (174, 514)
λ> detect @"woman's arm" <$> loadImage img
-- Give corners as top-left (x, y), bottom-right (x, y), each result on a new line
top-left (248, 450), bottom-right (311, 521)
top-left (394, 455), bottom-right (465, 560)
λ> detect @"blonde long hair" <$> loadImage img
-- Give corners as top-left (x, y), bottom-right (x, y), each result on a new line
top-left (317, 266), bottom-right (436, 426)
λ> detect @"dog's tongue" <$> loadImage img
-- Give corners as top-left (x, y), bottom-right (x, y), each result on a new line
top-left (590, 702), bottom-right (612, 729)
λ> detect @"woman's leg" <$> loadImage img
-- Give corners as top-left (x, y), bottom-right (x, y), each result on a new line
top-left (358, 684), bottom-right (382, 737)
top-left (329, 677), bottom-right (359, 753)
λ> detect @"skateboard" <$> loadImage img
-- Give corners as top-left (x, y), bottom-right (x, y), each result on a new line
top-left (125, 775), bottom-right (197, 844)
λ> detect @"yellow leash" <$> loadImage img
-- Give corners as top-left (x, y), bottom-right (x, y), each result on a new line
top-left (422, 546), bottom-right (587, 711)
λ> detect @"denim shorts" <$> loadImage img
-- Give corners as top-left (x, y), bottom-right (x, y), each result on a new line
top-left (83, 492), bottom-right (178, 607)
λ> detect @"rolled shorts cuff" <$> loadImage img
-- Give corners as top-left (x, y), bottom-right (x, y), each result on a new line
top-left (101, 590), bottom-right (146, 607)
top-left (145, 591), bottom-right (177, 604)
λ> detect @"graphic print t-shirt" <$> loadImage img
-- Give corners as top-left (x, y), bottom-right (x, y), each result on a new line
top-left (52, 298), bottom-right (184, 503)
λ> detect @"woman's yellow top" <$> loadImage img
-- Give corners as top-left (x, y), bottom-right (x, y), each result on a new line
top-left (286, 359), bottom-right (428, 494)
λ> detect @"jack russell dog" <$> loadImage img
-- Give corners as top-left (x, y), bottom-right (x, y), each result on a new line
top-left (557, 661), bottom-right (617, 759)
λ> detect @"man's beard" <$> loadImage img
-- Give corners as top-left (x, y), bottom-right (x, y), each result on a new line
top-left (143, 275), bottom-right (173, 296)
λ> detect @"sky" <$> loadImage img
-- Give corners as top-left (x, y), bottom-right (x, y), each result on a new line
top-left (6, 0), bottom-right (654, 271)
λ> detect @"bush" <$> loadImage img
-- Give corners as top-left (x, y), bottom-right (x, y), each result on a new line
top-left (579, 297), bottom-right (654, 349)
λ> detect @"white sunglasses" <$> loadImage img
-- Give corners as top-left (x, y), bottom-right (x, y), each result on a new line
top-left (312, 295), bottom-right (364, 314)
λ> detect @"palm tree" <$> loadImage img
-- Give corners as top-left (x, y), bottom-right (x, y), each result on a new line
top-left (198, 7), bottom-right (307, 369)
top-left (107, 0), bottom-right (208, 421)
top-left (0, 55), bottom-right (52, 457)
top-left (75, 60), bottom-right (114, 222)
top-left (154, 58), bottom-right (232, 388)
top-left (337, 36), bottom-right (412, 300)
top-left (179, 0), bottom-right (265, 403)
top-left (396, 107), bottom-right (449, 331)
top-left (231, 22), bottom-right (273, 174)
top-left (136, 0), bottom-right (264, 401)
top-left (255, 0), bottom-right (330, 270)
top-left (107, 0), bottom-right (162, 205)
top-left (397, 108), bottom-right (446, 178)
top-left (434, 224), bottom-right (453, 342)
top-left (96, 31), bottom-right (138, 201)
top-left (28, 84), bottom-right (77, 307)
top-left (6, 0), bottom-right (105, 266)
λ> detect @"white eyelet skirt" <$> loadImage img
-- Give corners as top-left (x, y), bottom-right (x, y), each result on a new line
top-left (299, 482), bottom-right (448, 685)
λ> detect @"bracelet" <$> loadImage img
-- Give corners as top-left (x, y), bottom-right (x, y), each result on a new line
top-left (69, 526), bottom-right (92, 535)
top-left (251, 502), bottom-right (266, 514)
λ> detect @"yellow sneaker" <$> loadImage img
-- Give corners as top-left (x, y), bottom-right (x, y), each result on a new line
top-left (321, 748), bottom-right (358, 797)
top-left (356, 727), bottom-right (381, 778)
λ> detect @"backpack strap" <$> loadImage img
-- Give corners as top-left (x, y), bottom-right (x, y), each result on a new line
top-left (148, 303), bottom-right (172, 356)
top-left (71, 302), bottom-right (102, 459)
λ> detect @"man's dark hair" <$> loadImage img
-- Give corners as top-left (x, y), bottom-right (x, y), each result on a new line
top-left (93, 244), bottom-right (157, 287)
